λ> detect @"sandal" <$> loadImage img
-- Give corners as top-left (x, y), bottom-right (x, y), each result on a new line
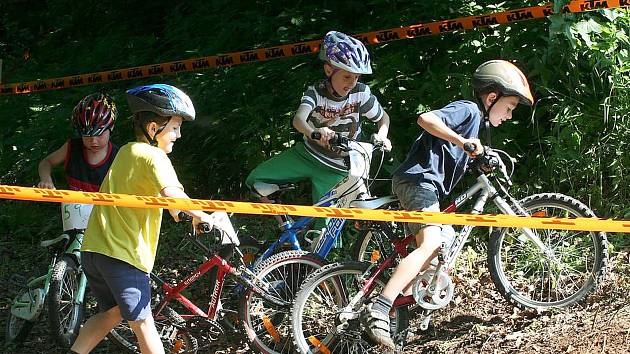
top-left (362, 302), bottom-right (396, 349)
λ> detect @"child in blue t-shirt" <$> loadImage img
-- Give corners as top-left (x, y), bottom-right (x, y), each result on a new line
top-left (365, 60), bottom-right (535, 349)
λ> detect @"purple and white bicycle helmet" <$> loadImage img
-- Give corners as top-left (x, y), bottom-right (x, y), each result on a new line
top-left (318, 31), bottom-right (372, 75)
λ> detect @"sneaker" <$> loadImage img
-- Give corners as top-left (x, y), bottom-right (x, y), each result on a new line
top-left (362, 302), bottom-right (396, 349)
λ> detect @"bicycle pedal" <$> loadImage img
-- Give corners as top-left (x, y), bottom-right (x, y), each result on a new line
top-left (187, 318), bottom-right (225, 335)
top-left (218, 317), bottom-right (239, 333)
top-left (218, 308), bottom-right (238, 315)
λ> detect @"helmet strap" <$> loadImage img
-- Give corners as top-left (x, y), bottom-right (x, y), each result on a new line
top-left (477, 92), bottom-right (503, 148)
top-left (477, 91), bottom-right (503, 121)
top-left (139, 117), bottom-right (171, 147)
top-left (484, 120), bottom-right (492, 147)
top-left (140, 126), bottom-right (158, 146)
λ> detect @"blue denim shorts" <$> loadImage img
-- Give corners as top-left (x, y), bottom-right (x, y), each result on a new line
top-left (82, 252), bottom-right (152, 321)
top-left (392, 176), bottom-right (441, 235)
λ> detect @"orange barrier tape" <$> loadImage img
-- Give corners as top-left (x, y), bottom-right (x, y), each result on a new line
top-left (1, 0), bottom-right (627, 95)
top-left (1, 185), bottom-right (629, 233)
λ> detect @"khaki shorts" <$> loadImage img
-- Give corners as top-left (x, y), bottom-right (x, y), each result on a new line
top-left (391, 176), bottom-right (441, 235)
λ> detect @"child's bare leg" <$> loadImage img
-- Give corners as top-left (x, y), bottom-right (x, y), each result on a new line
top-left (70, 306), bottom-right (122, 354)
top-left (381, 225), bottom-right (442, 301)
top-left (128, 315), bottom-right (165, 354)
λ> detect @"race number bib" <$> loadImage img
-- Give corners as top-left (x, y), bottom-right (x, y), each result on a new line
top-left (61, 202), bottom-right (94, 231)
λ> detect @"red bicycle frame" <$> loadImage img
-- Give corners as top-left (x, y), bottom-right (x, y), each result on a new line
top-left (151, 251), bottom-right (236, 322)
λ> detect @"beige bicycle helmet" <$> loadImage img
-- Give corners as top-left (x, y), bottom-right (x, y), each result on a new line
top-left (472, 60), bottom-right (534, 106)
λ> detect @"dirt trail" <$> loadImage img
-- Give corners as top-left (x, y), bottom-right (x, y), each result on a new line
top-left (2, 251), bottom-right (628, 354)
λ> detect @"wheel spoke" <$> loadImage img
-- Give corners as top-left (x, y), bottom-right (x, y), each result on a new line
top-left (491, 195), bottom-right (606, 309)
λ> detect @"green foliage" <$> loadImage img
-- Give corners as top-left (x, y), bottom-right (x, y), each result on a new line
top-left (0, 1), bottom-right (628, 250)
top-left (530, 8), bottom-right (630, 218)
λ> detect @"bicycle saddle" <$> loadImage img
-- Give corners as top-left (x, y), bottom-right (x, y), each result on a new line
top-left (349, 195), bottom-right (398, 209)
top-left (252, 181), bottom-right (297, 197)
top-left (40, 234), bottom-right (70, 248)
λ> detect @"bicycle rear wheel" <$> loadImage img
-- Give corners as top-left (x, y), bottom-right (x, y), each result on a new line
top-left (240, 250), bottom-right (327, 354)
top-left (48, 255), bottom-right (85, 348)
top-left (5, 281), bottom-right (43, 346)
top-left (108, 305), bottom-right (198, 353)
top-left (5, 305), bottom-right (35, 346)
top-left (488, 193), bottom-right (608, 309)
top-left (292, 261), bottom-right (409, 353)
top-left (352, 222), bottom-right (405, 262)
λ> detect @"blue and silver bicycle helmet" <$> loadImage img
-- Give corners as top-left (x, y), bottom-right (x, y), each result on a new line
top-left (126, 84), bottom-right (196, 121)
top-left (126, 84), bottom-right (196, 146)
top-left (319, 31), bottom-right (372, 75)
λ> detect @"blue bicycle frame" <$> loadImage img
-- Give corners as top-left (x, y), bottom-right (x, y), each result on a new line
top-left (251, 141), bottom-right (398, 265)
top-left (255, 193), bottom-right (346, 262)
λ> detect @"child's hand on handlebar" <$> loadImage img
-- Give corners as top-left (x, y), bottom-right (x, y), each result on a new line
top-left (371, 134), bottom-right (392, 152)
top-left (193, 213), bottom-right (215, 234)
top-left (462, 138), bottom-right (483, 157)
top-left (311, 127), bottom-right (336, 149)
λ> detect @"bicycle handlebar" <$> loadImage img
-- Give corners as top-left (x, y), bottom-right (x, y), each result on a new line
top-left (310, 131), bottom-right (349, 149)
top-left (311, 131), bottom-right (388, 152)
top-left (464, 144), bottom-right (511, 185)
top-left (463, 142), bottom-right (478, 153)
top-left (177, 211), bottom-right (212, 234)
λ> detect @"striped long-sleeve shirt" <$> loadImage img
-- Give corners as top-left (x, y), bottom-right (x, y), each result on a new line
top-left (299, 80), bottom-right (384, 170)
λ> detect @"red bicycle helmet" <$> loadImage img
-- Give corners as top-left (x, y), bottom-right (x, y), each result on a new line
top-left (71, 93), bottom-right (117, 136)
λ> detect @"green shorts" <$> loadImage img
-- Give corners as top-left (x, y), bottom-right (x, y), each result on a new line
top-left (246, 143), bottom-right (347, 203)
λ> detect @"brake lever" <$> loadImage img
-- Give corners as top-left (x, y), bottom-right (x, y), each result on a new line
top-left (496, 158), bottom-right (512, 186)
top-left (485, 150), bottom-right (512, 186)
top-left (370, 133), bottom-right (387, 151)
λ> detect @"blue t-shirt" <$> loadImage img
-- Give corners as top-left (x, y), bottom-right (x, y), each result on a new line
top-left (393, 100), bottom-right (483, 199)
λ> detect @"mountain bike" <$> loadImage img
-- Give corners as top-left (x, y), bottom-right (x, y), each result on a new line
top-left (107, 214), bottom-right (290, 353)
top-left (248, 133), bottom-right (395, 267)
top-left (290, 144), bottom-right (609, 353)
top-left (5, 202), bottom-right (92, 349)
top-left (240, 135), bottom-right (399, 354)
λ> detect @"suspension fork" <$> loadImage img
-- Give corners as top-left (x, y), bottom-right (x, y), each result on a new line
top-left (237, 267), bottom-right (290, 307)
top-left (66, 232), bottom-right (87, 306)
top-left (462, 174), bottom-right (548, 255)
top-left (490, 188), bottom-right (551, 255)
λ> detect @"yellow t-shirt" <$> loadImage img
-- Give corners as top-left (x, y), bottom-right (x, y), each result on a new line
top-left (82, 142), bottom-right (183, 273)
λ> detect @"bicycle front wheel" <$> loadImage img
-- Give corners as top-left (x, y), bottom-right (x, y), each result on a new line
top-left (108, 305), bottom-right (198, 353)
top-left (48, 255), bottom-right (85, 348)
top-left (292, 261), bottom-right (409, 354)
top-left (240, 250), bottom-right (327, 354)
top-left (488, 193), bottom-right (608, 310)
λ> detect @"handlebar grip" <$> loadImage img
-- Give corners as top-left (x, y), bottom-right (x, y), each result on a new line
top-left (198, 223), bottom-right (212, 234)
top-left (177, 211), bottom-right (192, 222)
top-left (329, 134), bottom-right (343, 146)
top-left (463, 142), bottom-right (477, 153)
top-left (310, 131), bottom-right (346, 147)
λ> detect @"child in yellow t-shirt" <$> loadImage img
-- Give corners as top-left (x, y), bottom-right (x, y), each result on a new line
top-left (71, 84), bottom-right (228, 354)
